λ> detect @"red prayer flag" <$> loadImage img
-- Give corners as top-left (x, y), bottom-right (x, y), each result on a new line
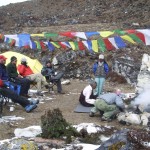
top-left (78, 41), bottom-right (85, 50)
top-left (58, 42), bottom-right (67, 48)
top-left (24, 45), bottom-right (30, 49)
top-left (40, 42), bottom-right (46, 50)
top-left (59, 32), bottom-right (76, 38)
top-left (126, 30), bottom-right (136, 34)
top-left (135, 32), bottom-right (146, 44)
top-left (103, 39), bottom-right (114, 51)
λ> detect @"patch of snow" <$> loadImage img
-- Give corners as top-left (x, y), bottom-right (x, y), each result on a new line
top-left (0, 116), bottom-right (25, 123)
top-left (100, 135), bottom-right (110, 142)
top-left (61, 80), bottom-right (70, 85)
top-left (73, 123), bottom-right (113, 134)
top-left (52, 143), bottom-right (100, 150)
top-left (14, 126), bottom-right (42, 138)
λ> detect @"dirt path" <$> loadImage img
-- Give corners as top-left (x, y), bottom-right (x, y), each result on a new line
top-left (0, 79), bottom-right (137, 140)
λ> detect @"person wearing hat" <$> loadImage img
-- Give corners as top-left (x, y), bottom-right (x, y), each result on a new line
top-left (79, 80), bottom-right (98, 107)
top-left (0, 55), bottom-right (9, 80)
top-left (17, 57), bottom-right (50, 96)
top-left (41, 60), bottom-right (64, 94)
top-left (89, 89), bottom-right (125, 121)
top-left (6, 56), bottom-right (31, 98)
top-left (92, 54), bottom-right (109, 97)
top-left (0, 55), bottom-right (38, 112)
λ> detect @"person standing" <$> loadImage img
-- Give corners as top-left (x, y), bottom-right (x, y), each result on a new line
top-left (92, 54), bottom-right (109, 97)
top-left (6, 56), bottom-right (31, 97)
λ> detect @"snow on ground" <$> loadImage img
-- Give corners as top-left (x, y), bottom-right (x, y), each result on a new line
top-left (0, 115), bottom-right (24, 123)
top-left (0, 123), bottom-right (111, 150)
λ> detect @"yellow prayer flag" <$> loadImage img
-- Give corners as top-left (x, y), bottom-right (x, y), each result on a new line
top-left (51, 42), bottom-right (60, 48)
top-left (121, 35), bottom-right (136, 44)
top-left (99, 31), bottom-right (114, 37)
top-left (92, 40), bottom-right (98, 53)
top-left (31, 34), bottom-right (44, 37)
top-left (69, 42), bottom-right (76, 50)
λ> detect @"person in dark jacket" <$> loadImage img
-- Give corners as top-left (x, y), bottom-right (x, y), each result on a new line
top-left (0, 55), bottom-right (9, 81)
top-left (0, 55), bottom-right (38, 112)
top-left (41, 60), bottom-right (64, 94)
top-left (92, 54), bottom-right (109, 97)
top-left (6, 56), bottom-right (30, 97)
top-left (79, 80), bottom-right (97, 107)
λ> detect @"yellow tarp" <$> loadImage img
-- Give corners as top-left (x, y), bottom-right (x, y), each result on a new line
top-left (1, 51), bottom-right (42, 73)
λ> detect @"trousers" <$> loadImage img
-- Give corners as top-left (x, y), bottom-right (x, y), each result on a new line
top-left (91, 99), bottom-right (118, 119)
top-left (0, 87), bottom-right (30, 108)
top-left (14, 77), bottom-right (30, 95)
top-left (94, 77), bottom-right (105, 96)
top-left (26, 73), bottom-right (48, 91)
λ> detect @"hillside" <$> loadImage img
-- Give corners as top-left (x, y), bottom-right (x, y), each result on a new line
top-left (0, 0), bottom-right (150, 33)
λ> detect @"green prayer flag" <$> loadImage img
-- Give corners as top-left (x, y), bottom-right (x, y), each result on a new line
top-left (44, 33), bottom-right (58, 38)
top-left (128, 34), bottom-right (142, 43)
top-left (113, 29), bottom-right (126, 35)
top-left (74, 41), bottom-right (78, 50)
top-left (35, 41), bottom-right (41, 50)
top-left (97, 38), bottom-right (106, 52)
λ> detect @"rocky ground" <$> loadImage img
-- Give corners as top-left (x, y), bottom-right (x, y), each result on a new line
top-left (0, 0), bottom-right (150, 33)
top-left (0, 0), bottom-right (150, 145)
top-left (0, 79), bottom-right (139, 141)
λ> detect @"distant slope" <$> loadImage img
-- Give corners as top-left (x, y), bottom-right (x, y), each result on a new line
top-left (0, 0), bottom-right (150, 32)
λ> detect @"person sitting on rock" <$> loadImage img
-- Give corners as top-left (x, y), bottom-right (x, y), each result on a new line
top-left (41, 60), bottom-right (64, 94)
top-left (89, 89), bottom-right (125, 121)
top-left (17, 58), bottom-right (50, 96)
top-left (79, 80), bottom-right (98, 107)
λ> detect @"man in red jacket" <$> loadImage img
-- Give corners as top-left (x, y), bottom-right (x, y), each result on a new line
top-left (17, 57), bottom-right (50, 95)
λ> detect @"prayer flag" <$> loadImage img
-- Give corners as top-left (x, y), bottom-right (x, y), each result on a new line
top-left (97, 38), bottom-right (106, 52)
top-left (114, 36), bottom-right (126, 48)
top-left (92, 40), bottom-right (98, 52)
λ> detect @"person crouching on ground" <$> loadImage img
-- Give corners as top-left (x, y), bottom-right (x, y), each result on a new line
top-left (79, 80), bottom-right (98, 107)
top-left (89, 89), bottom-right (125, 121)
top-left (17, 58), bottom-right (50, 96)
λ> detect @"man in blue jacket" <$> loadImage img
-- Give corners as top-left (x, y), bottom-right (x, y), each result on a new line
top-left (92, 54), bottom-right (109, 97)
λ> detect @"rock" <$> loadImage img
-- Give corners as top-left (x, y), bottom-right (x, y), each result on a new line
top-left (117, 112), bottom-right (141, 125)
top-left (0, 138), bottom-right (38, 150)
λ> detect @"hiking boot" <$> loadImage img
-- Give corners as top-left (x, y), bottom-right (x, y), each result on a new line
top-left (99, 110), bottom-right (104, 117)
top-left (58, 91), bottom-right (65, 94)
top-left (89, 112), bottom-right (95, 117)
top-left (45, 85), bottom-right (50, 89)
top-left (30, 99), bottom-right (39, 105)
top-left (101, 116), bottom-right (112, 122)
top-left (25, 104), bottom-right (37, 113)
top-left (109, 110), bottom-right (120, 120)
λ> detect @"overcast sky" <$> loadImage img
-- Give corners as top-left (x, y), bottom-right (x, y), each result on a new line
top-left (0, 0), bottom-right (30, 7)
